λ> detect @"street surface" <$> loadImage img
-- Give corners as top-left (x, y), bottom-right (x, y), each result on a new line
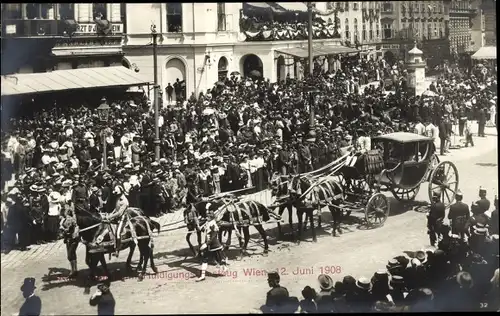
top-left (1, 129), bottom-right (497, 315)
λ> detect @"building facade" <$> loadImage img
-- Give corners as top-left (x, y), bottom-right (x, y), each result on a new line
top-left (378, 1), bottom-right (449, 65)
top-left (481, 0), bottom-right (496, 45)
top-left (123, 3), bottom-right (348, 104)
top-left (315, 2), bottom-right (383, 59)
top-left (1, 3), bottom-right (126, 74)
top-left (448, 0), bottom-right (478, 54)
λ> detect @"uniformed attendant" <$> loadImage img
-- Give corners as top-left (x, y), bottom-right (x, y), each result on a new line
top-left (196, 211), bottom-right (227, 282)
top-left (448, 191), bottom-right (470, 240)
top-left (473, 187), bottom-right (490, 214)
top-left (428, 192), bottom-right (446, 247)
top-left (262, 270), bottom-right (291, 313)
top-left (60, 207), bottom-right (80, 278)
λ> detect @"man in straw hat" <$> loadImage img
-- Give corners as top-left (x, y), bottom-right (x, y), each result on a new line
top-left (103, 185), bottom-right (129, 257)
top-left (316, 274), bottom-right (335, 313)
top-left (448, 190), bottom-right (470, 240)
top-left (29, 183), bottom-right (49, 245)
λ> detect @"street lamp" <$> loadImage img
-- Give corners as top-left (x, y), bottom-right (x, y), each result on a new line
top-left (97, 99), bottom-right (110, 170)
top-left (151, 23), bottom-right (160, 161)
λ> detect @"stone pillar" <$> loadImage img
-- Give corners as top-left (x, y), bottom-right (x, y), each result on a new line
top-left (109, 3), bottom-right (121, 22)
top-left (78, 3), bottom-right (90, 22)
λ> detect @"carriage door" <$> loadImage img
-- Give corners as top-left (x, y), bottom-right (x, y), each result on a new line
top-left (399, 142), bottom-right (430, 188)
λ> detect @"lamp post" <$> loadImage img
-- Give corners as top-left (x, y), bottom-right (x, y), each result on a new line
top-left (151, 23), bottom-right (160, 161)
top-left (97, 99), bottom-right (110, 170)
top-left (307, 2), bottom-right (315, 128)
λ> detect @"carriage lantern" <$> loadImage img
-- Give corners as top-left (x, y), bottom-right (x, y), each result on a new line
top-left (97, 99), bottom-right (110, 122)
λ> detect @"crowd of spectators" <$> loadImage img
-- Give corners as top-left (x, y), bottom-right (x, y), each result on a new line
top-left (0, 58), bottom-right (496, 251)
top-left (240, 16), bottom-right (340, 41)
top-left (263, 196), bottom-right (499, 312)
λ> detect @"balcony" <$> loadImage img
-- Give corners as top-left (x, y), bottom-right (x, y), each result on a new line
top-left (1, 19), bottom-right (61, 37)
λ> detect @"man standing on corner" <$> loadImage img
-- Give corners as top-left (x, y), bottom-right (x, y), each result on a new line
top-left (428, 192), bottom-right (446, 247)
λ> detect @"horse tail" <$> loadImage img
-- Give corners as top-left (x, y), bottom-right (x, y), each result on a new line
top-left (150, 219), bottom-right (161, 234)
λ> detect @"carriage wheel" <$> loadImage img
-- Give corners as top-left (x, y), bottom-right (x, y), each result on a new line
top-left (428, 161), bottom-right (459, 207)
top-left (365, 193), bottom-right (390, 227)
top-left (391, 186), bottom-right (421, 201)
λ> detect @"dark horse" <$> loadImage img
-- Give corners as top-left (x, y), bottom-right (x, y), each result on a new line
top-left (71, 208), bottom-right (160, 289)
top-left (271, 175), bottom-right (345, 243)
top-left (217, 198), bottom-right (279, 258)
top-left (185, 198), bottom-right (279, 258)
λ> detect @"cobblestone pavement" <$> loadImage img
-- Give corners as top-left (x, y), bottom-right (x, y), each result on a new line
top-left (1, 137), bottom-right (497, 315)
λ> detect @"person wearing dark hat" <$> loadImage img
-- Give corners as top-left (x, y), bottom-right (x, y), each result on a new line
top-left (261, 270), bottom-right (291, 313)
top-left (427, 192), bottom-right (446, 247)
top-left (448, 190), bottom-right (470, 240)
top-left (299, 285), bottom-right (317, 313)
top-left (315, 274), bottom-right (335, 313)
top-left (387, 275), bottom-right (407, 307)
top-left (19, 277), bottom-right (41, 316)
top-left (89, 281), bottom-right (115, 315)
top-left (71, 175), bottom-right (89, 216)
top-left (371, 270), bottom-right (391, 302)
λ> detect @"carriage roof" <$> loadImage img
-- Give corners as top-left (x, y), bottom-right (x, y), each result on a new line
top-left (372, 132), bottom-right (433, 144)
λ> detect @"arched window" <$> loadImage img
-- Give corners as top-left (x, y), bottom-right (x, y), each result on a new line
top-left (92, 3), bottom-right (107, 20)
top-left (369, 22), bottom-right (373, 40)
top-left (362, 23), bottom-right (366, 41)
top-left (218, 56), bottom-right (228, 80)
top-left (345, 18), bottom-right (350, 40)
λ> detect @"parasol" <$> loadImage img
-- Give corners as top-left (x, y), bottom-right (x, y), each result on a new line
top-left (422, 90), bottom-right (438, 97)
top-left (230, 71), bottom-right (241, 76)
top-left (202, 108), bottom-right (216, 116)
top-left (249, 70), bottom-right (262, 78)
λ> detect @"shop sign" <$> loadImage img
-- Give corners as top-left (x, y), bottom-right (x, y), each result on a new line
top-left (75, 23), bottom-right (123, 34)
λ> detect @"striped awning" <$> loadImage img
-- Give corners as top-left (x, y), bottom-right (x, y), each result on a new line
top-left (275, 2), bottom-right (309, 12)
top-left (1, 66), bottom-right (152, 97)
top-left (276, 45), bottom-right (360, 59)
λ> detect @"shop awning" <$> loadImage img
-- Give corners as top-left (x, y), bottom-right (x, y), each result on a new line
top-left (1, 66), bottom-right (152, 97)
top-left (276, 45), bottom-right (360, 59)
top-left (275, 2), bottom-right (309, 12)
top-left (471, 46), bottom-right (496, 60)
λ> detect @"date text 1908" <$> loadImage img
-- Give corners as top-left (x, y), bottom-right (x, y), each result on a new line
top-left (272, 266), bottom-right (342, 276)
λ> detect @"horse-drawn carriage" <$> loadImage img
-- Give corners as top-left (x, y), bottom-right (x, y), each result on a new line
top-left (273, 132), bottom-right (459, 232)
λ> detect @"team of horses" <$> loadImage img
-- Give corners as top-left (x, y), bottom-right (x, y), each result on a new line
top-left (62, 151), bottom-right (381, 287)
